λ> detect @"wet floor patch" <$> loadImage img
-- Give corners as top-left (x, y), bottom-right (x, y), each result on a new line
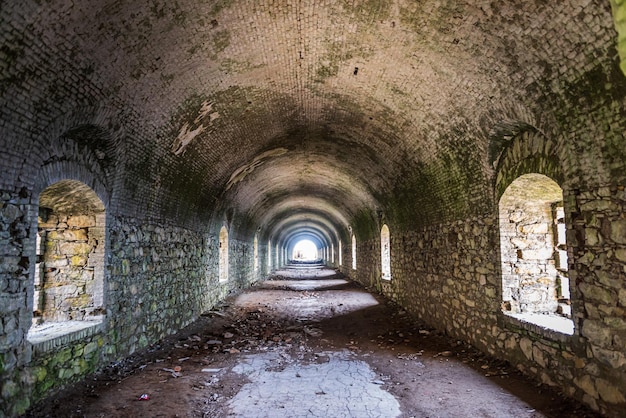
top-left (229, 349), bottom-right (401, 418)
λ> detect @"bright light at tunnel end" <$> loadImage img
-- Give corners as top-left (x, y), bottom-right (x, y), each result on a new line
top-left (292, 239), bottom-right (318, 261)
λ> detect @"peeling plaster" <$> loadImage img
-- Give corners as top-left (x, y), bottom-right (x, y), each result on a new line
top-left (226, 148), bottom-right (289, 191)
top-left (171, 101), bottom-right (220, 155)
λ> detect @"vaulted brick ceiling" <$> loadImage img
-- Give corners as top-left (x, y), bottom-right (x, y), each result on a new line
top-left (3, 0), bottom-right (621, 245)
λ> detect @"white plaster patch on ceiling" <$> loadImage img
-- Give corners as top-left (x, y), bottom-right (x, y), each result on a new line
top-left (171, 101), bottom-right (220, 156)
top-left (226, 148), bottom-right (289, 191)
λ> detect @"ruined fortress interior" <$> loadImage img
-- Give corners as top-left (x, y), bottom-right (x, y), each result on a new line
top-left (2, 0), bottom-right (626, 416)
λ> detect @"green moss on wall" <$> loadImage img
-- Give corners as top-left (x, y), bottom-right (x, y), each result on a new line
top-left (399, 1), bottom-right (464, 36)
top-left (342, 0), bottom-right (391, 23)
top-left (210, 0), bottom-right (234, 17)
top-left (212, 30), bottom-right (231, 54)
top-left (496, 155), bottom-right (562, 199)
top-left (611, 0), bottom-right (626, 75)
top-left (351, 209), bottom-right (378, 241)
top-left (219, 58), bottom-right (266, 74)
top-left (383, 144), bottom-right (488, 231)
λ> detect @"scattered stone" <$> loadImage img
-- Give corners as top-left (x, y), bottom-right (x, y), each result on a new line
top-left (304, 327), bottom-right (323, 337)
top-left (162, 368), bottom-right (181, 378)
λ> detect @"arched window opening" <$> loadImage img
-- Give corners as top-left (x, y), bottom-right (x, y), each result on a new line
top-left (30, 180), bottom-right (106, 339)
top-left (499, 173), bottom-right (573, 334)
top-left (253, 234), bottom-right (259, 274)
top-left (339, 241), bottom-right (342, 266)
top-left (331, 243), bottom-right (335, 264)
top-left (351, 234), bottom-right (357, 270)
top-left (219, 226), bottom-right (229, 282)
top-left (381, 224), bottom-right (391, 280)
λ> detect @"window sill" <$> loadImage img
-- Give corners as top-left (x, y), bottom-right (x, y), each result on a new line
top-left (28, 318), bottom-right (105, 355)
top-left (501, 311), bottom-right (574, 338)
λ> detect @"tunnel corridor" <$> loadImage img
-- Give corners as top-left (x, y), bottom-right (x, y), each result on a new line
top-left (26, 265), bottom-right (597, 418)
top-left (2, 1), bottom-right (626, 417)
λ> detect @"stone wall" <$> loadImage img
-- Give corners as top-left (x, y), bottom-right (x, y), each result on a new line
top-left (105, 218), bottom-right (214, 357)
top-left (0, 200), bottom-right (259, 416)
top-left (0, 189), bottom-right (34, 417)
top-left (499, 201), bottom-right (561, 315)
top-left (36, 211), bottom-right (105, 322)
top-left (26, 328), bottom-right (105, 407)
top-left (351, 184), bottom-right (626, 417)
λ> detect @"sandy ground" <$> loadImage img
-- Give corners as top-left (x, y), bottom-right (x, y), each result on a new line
top-left (26, 266), bottom-right (600, 418)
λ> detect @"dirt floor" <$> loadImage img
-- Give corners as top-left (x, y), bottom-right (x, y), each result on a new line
top-left (26, 266), bottom-right (601, 418)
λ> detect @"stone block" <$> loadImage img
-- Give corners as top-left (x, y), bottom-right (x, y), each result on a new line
top-left (520, 223), bottom-right (549, 234)
top-left (610, 220), bottom-right (626, 244)
top-left (519, 337), bottom-right (533, 360)
top-left (580, 200), bottom-right (617, 212)
top-left (67, 215), bottom-right (95, 228)
top-left (574, 374), bottom-right (598, 398)
top-left (519, 248), bottom-right (553, 260)
top-left (1, 379), bottom-right (18, 399)
top-left (532, 345), bottom-right (547, 368)
top-left (579, 283), bottom-right (614, 305)
top-left (582, 320), bottom-right (613, 347)
top-left (596, 378), bottom-right (626, 403)
top-left (590, 345), bottom-right (626, 369)
top-left (585, 228), bottom-right (601, 246)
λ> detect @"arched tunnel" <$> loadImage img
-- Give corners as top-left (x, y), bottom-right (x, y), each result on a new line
top-left (2, 1), bottom-right (626, 416)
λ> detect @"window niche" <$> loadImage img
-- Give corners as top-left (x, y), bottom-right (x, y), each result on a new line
top-left (381, 224), bottom-right (391, 280)
top-left (219, 226), bottom-right (229, 282)
top-left (253, 234), bottom-right (259, 275)
top-left (498, 173), bottom-right (573, 335)
top-left (351, 234), bottom-right (357, 270)
top-left (29, 180), bottom-right (106, 347)
top-left (338, 241), bottom-right (342, 266)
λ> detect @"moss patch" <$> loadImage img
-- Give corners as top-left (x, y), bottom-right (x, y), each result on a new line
top-left (342, 0), bottom-right (392, 24)
top-left (212, 30), bottom-right (231, 54)
top-left (210, 0), bottom-right (234, 17)
top-left (351, 209), bottom-right (378, 241)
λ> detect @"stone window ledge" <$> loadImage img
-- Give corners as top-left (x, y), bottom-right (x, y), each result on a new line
top-left (28, 319), bottom-right (105, 355)
top-left (501, 312), bottom-right (574, 340)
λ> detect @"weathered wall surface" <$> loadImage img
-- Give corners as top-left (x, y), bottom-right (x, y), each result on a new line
top-left (1, 0), bottom-right (626, 417)
top-left (350, 112), bottom-right (626, 417)
top-left (0, 192), bottom-right (259, 415)
top-left (354, 192), bottom-right (625, 417)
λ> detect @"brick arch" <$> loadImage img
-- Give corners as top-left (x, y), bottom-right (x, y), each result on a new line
top-left (495, 130), bottom-right (565, 200)
top-left (35, 159), bottom-right (110, 211)
top-left (30, 119), bottom-right (118, 207)
top-left (16, 107), bottom-right (124, 203)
